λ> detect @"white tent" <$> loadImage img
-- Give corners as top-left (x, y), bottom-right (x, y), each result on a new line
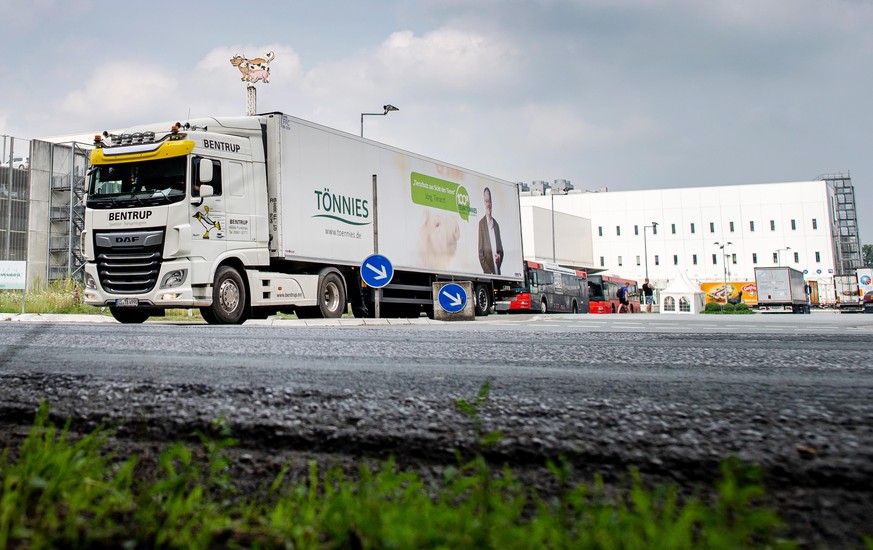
top-left (660, 271), bottom-right (706, 314)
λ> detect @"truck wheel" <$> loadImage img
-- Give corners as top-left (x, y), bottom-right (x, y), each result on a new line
top-left (199, 307), bottom-right (219, 324)
top-left (317, 272), bottom-right (346, 318)
top-left (208, 266), bottom-right (247, 324)
top-left (109, 307), bottom-right (154, 324)
top-left (474, 283), bottom-right (491, 316)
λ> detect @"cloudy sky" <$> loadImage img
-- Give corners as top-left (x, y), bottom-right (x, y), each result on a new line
top-left (1, 0), bottom-right (871, 242)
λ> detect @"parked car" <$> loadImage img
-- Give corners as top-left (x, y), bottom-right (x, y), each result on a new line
top-left (0, 157), bottom-right (28, 170)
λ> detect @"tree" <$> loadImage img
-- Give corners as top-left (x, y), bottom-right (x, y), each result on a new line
top-left (864, 244), bottom-right (873, 267)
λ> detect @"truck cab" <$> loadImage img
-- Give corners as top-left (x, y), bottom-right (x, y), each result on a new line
top-left (82, 120), bottom-right (269, 323)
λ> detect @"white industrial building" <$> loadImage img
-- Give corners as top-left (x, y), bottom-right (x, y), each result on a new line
top-left (520, 175), bottom-right (862, 304)
top-left (2, 129), bottom-right (864, 308)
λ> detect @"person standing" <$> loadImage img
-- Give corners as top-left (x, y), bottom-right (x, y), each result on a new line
top-left (642, 278), bottom-right (655, 313)
top-left (617, 281), bottom-right (630, 313)
top-left (478, 187), bottom-right (503, 274)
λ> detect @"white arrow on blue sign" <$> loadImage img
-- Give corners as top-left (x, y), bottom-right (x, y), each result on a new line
top-left (361, 254), bottom-right (394, 288)
top-left (438, 283), bottom-right (467, 313)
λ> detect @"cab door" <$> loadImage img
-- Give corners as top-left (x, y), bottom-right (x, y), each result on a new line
top-left (190, 156), bottom-right (226, 243)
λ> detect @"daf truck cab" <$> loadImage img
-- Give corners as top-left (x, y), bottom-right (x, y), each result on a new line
top-left (82, 120), bottom-right (275, 324)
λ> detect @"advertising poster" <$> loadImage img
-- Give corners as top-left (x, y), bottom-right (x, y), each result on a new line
top-left (700, 281), bottom-right (757, 305)
top-left (0, 261), bottom-right (26, 290)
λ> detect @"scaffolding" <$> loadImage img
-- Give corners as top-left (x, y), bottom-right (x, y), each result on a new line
top-left (47, 142), bottom-right (90, 282)
top-left (821, 173), bottom-right (862, 275)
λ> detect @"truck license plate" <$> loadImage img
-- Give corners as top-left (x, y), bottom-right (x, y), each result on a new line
top-left (115, 298), bottom-right (139, 307)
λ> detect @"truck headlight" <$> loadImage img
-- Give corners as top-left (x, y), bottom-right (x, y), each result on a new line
top-left (160, 269), bottom-right (187, 289)
top-left (85, 273), bottom-right (97, 290)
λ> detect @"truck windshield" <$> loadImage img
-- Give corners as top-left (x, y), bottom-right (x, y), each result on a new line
top-left (86, 157), bottom-right (187, 208)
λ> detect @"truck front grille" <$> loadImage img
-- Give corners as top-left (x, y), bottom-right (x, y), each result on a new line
top-left (94, 229), bottom-right (164, 294)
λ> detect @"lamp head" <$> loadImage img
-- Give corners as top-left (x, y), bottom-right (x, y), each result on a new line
top-left (383, 104), bottom-right (399, 113)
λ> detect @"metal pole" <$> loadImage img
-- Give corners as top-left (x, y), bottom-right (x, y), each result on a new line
top-left (643, 228), bottom-right (649, 280)
top-left (68, 144), bottom-right (75, 279)
top-left (4, 136), bottom-right (13, 259)
top-left (246, 85), bottom-right (257, 116)
top-left (551, 193), bottom-right (556, 263)
top-left (21, 262), bottom-right (26, 314)
top-left (372, 174), bottom-right (380, 319)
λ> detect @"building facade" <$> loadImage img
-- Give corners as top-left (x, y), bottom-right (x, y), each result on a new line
top-left (1, 136), bottom-right (89, 289)
top-left (521, 176), bottom-right (862, 304)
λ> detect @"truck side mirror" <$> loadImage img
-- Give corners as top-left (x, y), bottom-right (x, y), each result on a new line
top-left (191, 183), bottom-right (214, 206)
top-left (199, 158), bottom-right (213, 183)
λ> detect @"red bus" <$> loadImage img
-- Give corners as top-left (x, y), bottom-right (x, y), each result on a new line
top-left (587, 274), bottom-right (639, 314)
top-left (495, 261), bottom-right (589, 314)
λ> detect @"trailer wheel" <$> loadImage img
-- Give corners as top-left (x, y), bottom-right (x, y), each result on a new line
top-left (208, 266), bottom-right (247, 324)
top-left (109, 307), bottom-right (155, 324)
top-left (351, 304), bottom-right (371, 318)
top-left (474, 283), bottom-right (491, 316)
top-left (317, 272), bottom-right (346, 318)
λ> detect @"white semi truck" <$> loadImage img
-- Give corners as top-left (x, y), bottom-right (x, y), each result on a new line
top-left (81, 113), bottom-right (524, 324)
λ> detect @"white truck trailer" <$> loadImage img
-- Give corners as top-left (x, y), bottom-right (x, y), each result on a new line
top-left (753, 266), bottom-right (810, 314)
top-left (834, 269), bottom-right (873, 313)
top-left (856, 268), bottom-right (873, 313)
top-left (81, 113), bottom-right (524, 323)
top-left (834, 273), bottom-right (862, 313)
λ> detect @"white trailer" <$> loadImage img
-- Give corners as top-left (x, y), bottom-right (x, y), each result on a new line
top-left (834, 273), bottom-right (863, 313)
top-left (754, 267), bottom-right (810, 314)
top-left (82, 114), bottom-right (523, 323)
top-left (856, 268), bottom-right (873, 313)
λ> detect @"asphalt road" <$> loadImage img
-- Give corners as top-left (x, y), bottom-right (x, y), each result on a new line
top-left (0, 312), bottom-right (871, 547)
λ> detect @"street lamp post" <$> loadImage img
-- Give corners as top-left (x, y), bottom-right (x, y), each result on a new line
top-left (551, 192), bottom-right (556, 263)
top-left (643, 222), bottom-right (658, 280)
top-left (360, 104), bottom-right (399, 137)
top-left (775, 246), bottom-right (791, 267)
top-left (715, 241), bottom-right (733, 304)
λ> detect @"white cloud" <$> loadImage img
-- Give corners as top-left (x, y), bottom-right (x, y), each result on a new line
top-left (374, 27), bottom-right (517, 89)
top-left (60, 62), bottom-right (178, 127)
top-left (1, 0), bottom-right (872, 242)
top-left (302, 26), bottom-right (517, 106)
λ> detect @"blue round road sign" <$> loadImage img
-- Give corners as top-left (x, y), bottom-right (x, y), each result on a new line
top-left (361, 254), bottom-right (393, 289)
top-left (438, 283), bottom-right (467, 313)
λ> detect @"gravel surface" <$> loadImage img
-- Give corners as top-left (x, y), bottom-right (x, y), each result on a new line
top-left (0, 320), bottom-right (871, 548)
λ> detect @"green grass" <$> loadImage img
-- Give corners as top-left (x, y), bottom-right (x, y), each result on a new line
top-left (0, 279), bottom-right (96, 315)
top-left (0, 279), bottom-right (325, 321)
top-left (0, 387), bottom-right (804, 550)
top-left (0, 279), bottom-right (203, 320)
